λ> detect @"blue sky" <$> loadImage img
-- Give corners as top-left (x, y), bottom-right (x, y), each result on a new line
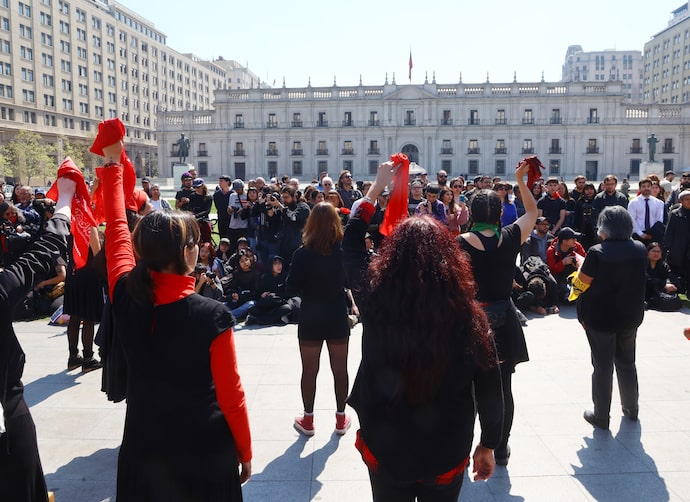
top-left (123, 0), bottom-right (681, 87)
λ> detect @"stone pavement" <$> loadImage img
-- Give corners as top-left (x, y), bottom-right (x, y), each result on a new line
top-left (16, 304), bottom-right (690, 501)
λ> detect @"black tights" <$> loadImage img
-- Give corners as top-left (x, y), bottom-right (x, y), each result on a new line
top-left (67, 316), bottom-right (95, 358)
top-left (497, 362), bottom-right (515, 454)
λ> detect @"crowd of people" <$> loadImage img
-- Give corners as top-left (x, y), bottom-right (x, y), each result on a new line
top-left (2, 116), bottom-right (690, 501)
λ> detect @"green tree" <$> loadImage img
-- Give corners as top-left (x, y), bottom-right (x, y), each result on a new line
top-left (0, 144), bottom-right (11, 181)
top-left (6, 130), bottom-right (54, 185)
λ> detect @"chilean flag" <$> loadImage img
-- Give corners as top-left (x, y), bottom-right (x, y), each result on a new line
top-left (408, 51), bottom-right (413, 81)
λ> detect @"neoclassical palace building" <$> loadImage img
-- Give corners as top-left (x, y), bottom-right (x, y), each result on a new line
top-left (158, 78), bottom-right (690, 183)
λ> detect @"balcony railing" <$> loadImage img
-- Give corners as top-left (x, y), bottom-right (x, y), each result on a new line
top-left (267, 122), bottom-right (278, 128)
top-left (522, 147), bottom-right (534, 154)
top-left (495, 147), bottom-right (507, 154)
top-left (291, 149), bottom-right (303, 155)
top-left (234, 122), bottom-right (244, 129)
top-left (342, 149), bottom-right (354, 155)
top-left (587, 117), bottom-right (600, 124)
top-left (342, 120), bottom-right (353, 127)
top-left (468, 119), bottom-right (480, 125)
top-left (266, 150), bottom-right (278, 156)
top-left (467, 148), bottom-right (480, 154)
top-left (316, 121), bottom-right (328, 127)
top-left (441, 148), bottom-right (453, 154)
top-left (663, 146), bottom-right (675, 153)
top-left (404, 119), bottom-right (416, 126)
top-left (197, 150), bottom-right (208, 157)
top-left (549, 147), bottom-right (562, 154)
top-left (316, 149), bottom-right (329, 155)
top-left (291, 120), bottom-right (303, 127)
top-left (368, 119), bottom-right (380, 126)
top-left (234, 149), bottom-right (245, 156)
top-left (550, 117), bottom-right (562, 124)
top-left (630, 147), bottom-right (643, 153)
top-left (495, 118), bottom-right (507, 125)
top-left (368, 148), bottom-right (380, 155)
top-left (522, 118), bottom-right (534, 125)
top-left (586, 147), bottom-right (600, 154)
top-left (441, 119), bottom-right (453, 126)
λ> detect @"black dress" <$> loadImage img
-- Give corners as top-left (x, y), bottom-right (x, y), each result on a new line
top-left (286, 245), bottom-right (349, 341)
top-left (63, 250), bottom-right (105, 321)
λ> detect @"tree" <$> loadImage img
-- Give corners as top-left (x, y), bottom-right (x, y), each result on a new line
top-left (0, 144), bottom-right (11, 182)
top-left (6, 131), bottom-right (54, 185)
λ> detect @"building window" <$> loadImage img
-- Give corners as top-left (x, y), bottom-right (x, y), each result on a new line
top-left (630, 159), bottom-right (641, 177)
top-left (495, 160), bottom-right (506, 175)
top-left (549, 160), bottom-right (560, 175)
top-left (522, 139), bottom-right (533, 154)
top-left (234, 142), bottom-right (244, 156)
top-left (343, 111), bottom-right (352, 126)
top-left (441, 139), bottom-right (452, 155)
top-left (267, 142), bottom-right (278, 156)
top-left (496, 109), bottom-right (506, 125)
top-left (267, 113), bottom-right (277, 128)
top-left (469, 109), bottom-right (479, 125)
top-left (369, 160), bottom-right (379, 175)
top-left (468, 139), bottom-right (479, 155)
top-left (442, 109), bottom-right (452, 125)
top-left (292, 141), bottom-right (302, 155)
top-left (292, 112), bottom-right (302, 127)
top-left (441, 160), bottom-right (452, 173)
top-left (588, 108), bottom-right (599, 124)
top-left (293, 161), bottom-right (303, 176)
top-left (550, 139), bottom-right (561, 154)
top-left (317, 141), bottom-right (328, 155)
top-left (587, 138), bottom-right (598, 154)
top-left (663, 138), bottom-right (674, 153)
top-left (266, 162), bottom-right (278, 178)
top-left (368, 140), bottom-right (379, 155)
top-left (234, 114), bottom-right (244, 128)
top-left (317, 112), bottom-right (327, 127)
top-left (495, 139), bottom-right (507, 154)
top-left (343, 160), bottom-right (353, 170)
top-left (630, 138), bottom-right (642, 154)
top-left (343, 140), bottom-right (354, 155)
top-left (522, 109), bottom-right (533, 125)
top-left (404, 110), bottom-right (415, 126)
top-left (550, 108), bottom-right (561, 124)
top-left (318, 160), bottom-right (328, 173)
top-left (468, 160), bottom-right (479, 175)
top-left (663, 159), bottom-right (674, 171)
top-left (369, 111), bottom-right (379, 126)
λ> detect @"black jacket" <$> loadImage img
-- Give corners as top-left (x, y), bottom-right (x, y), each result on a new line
top-left (664, 206), bottom-right (690, 267)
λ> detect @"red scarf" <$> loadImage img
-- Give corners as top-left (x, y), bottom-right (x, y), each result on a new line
top-left (379, 153), bottom-right (410, 236)
top-left (150, 270), bottom-right (195, 306)
top-left (522, 155), bottom-right (545, 191)
top-left (46, 157), bottom-right (97, 269)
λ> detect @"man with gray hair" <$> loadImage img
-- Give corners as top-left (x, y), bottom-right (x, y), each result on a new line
top-left (570, 206), bottom-right (646, 430)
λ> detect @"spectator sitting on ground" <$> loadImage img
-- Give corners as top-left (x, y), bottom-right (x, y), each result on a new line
top-left (193, 263), bottom-right (224, 301)
top-left (216, 237), bottom-right (232, 264)
top-left (546, 227), bottom-right (586, 303)
top-left (246, 255), bottom-right (300, 325)
top-left (226, 249), bottom-right (261, 320)
top-left (520, 216), bottom-right (554, 264)
top-left (645, 242), bottom-right (682, 311)
top-left (513, 261), bottom-right (559, 316)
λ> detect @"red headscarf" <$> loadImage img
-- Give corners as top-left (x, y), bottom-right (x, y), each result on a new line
top-left (46, 157), bottom-right (96, 269)
top-left (379, 153), bottom-right (410, 236)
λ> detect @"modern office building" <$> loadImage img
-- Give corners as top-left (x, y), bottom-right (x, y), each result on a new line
top-left (0, 0), bottom-right (227, 175)
top-left (212, 58), bottom-right (263, 90)
top-left (643, 2), bottom-right (690, 104)
top-left (157, 78), bottom-right (690, 183)
top-left (562, 45), bottom-right (643, 103)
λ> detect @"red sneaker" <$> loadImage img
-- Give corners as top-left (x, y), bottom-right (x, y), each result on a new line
top-left (335, 413), bottom-right (351, 435)
top-left (294, 414), bottom-right (315, 436)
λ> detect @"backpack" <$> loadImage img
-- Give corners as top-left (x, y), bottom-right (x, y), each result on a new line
top-left (522, 256), bottom-right (552, 283)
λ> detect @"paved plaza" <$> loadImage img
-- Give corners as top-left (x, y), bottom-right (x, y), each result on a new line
top-left (16, 304), bottom-right (690, 501)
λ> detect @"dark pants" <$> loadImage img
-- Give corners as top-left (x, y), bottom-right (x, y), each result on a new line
top-left (585, 326), bottom-right (639, 421)
top-left (368, 468), bottom-right (464, 502)
top-left (227, 228), bottom-right (249, 254)
top-left (497, 362), bottom-right (514, 456)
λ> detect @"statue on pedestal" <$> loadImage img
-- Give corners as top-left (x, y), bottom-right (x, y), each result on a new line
top-left (176, 133), bottom-right (190, 163)
top-left (647, 134), bottom-right (659, 162)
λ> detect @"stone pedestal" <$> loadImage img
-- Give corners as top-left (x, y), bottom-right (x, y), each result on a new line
top-left (639, 161), bottom-right (664, 180)
top-left (172, 162), bottom-right (194, 180)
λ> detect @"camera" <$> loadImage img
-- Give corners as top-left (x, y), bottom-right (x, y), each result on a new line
top-left (232, 206), bottom-right (242, 218)
top-left (269, 194), bottom-right (277, 202)
top-left (205, 271), bottom-right (215, 279)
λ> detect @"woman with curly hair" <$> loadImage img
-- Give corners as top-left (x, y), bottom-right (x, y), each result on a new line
top-left (287, 202), bottom-right (351, 436)
top-left (344, 162), bottom-right (503, 501)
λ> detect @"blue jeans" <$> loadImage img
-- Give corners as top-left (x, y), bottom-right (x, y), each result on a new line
top-left (230, 300), bottom-right (255, 320)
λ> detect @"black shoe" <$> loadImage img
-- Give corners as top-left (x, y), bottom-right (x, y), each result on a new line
top-left (244, 315), bottom-right (257, 325)
top-left (622, 408), bottom-right (639, 421)
top-left (67, 354), bottom-right (84, 371)
top-left (81, 357), bottom-right (102, 373)
top-left (583, 410), bottom-right (609, 430)
top-left (495, 445), bottom-right (511, 466)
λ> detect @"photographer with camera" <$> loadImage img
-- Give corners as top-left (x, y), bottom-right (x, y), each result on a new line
top-left (0, 202), bottom-right (32, 267)
top-left (227, 179), bottom-right (249, 254)
top-left (193, 262), bottom-right (224, 301)
top-left (252, 188), bottom-right (284, 268)
top-left (188, 178), bottom-right (213, 244)
top-left (546, 227), bottom-right (586, 303)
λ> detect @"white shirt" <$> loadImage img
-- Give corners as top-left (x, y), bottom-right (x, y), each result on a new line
top-left (627, 194), bottom-right (664, 236)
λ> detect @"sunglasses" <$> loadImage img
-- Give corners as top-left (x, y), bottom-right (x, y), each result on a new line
top-left (452, 185), bottom-right (462, 188)
top-left (343, 175), bottom-right (352, 179)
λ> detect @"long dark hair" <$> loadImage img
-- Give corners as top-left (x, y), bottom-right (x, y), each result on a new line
top-left (470, 189), bottom-right (502, 225)
top-left (365, 216), bottom-right (494, 404)
top-left (127, 210), bottom-right (200, 304)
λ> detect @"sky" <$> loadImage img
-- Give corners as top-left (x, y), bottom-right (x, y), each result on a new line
top-left (122, 0), bottom-right (683, 88)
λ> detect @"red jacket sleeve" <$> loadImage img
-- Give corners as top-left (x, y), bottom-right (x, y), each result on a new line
top-left (546, 243), bottom-right (563, 275)
top-left (102, 166), bottom-right (136, 300)
top-left (210, 328), bottom-right (252, 463)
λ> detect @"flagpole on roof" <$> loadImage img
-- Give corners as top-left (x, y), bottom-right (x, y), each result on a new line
top-left (408, 49), bottom-right (413, 83)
